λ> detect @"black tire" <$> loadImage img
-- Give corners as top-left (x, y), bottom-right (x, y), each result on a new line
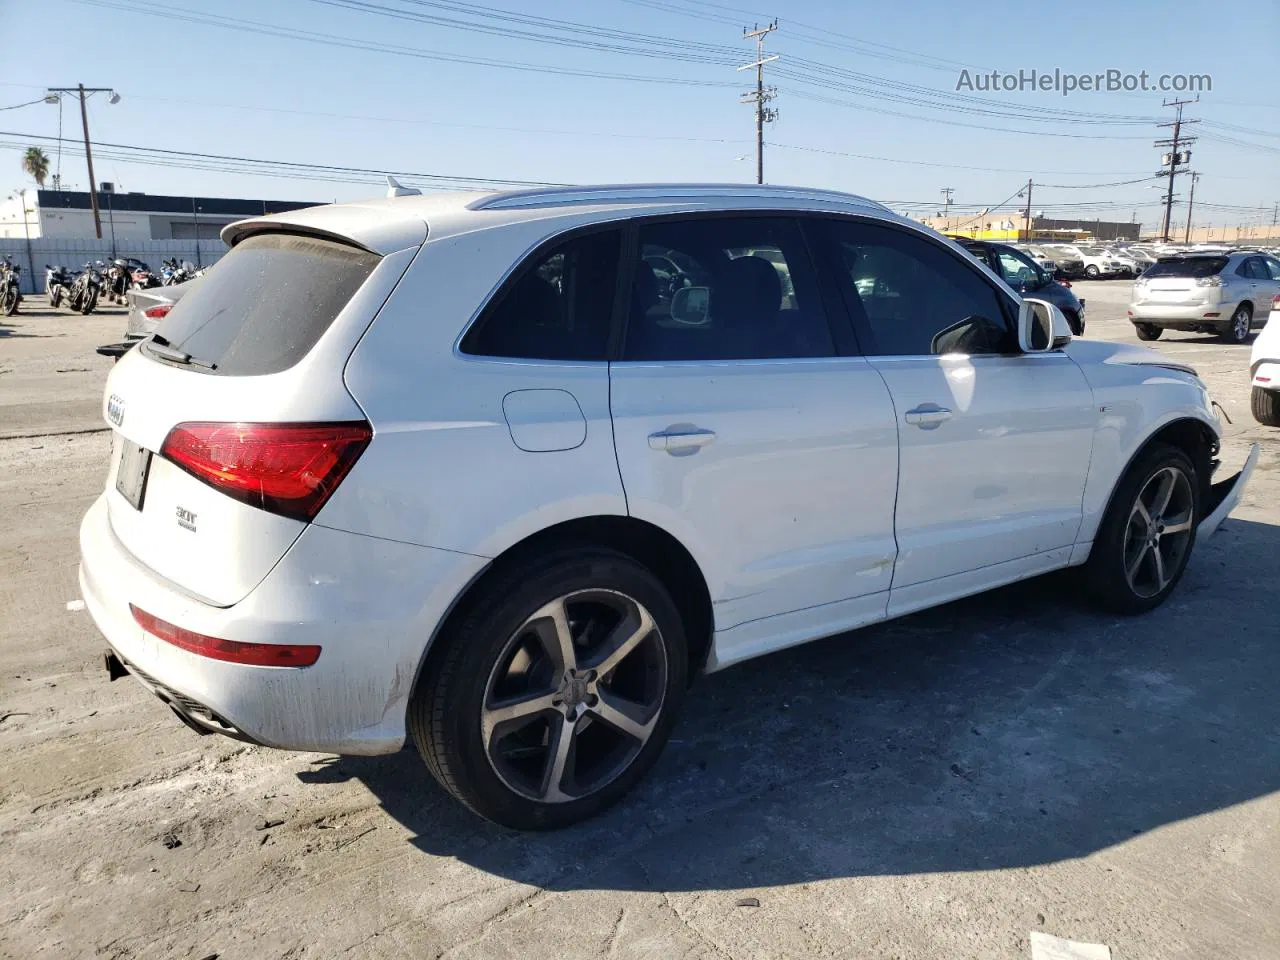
top-left (1252, 386), bottom-right (1280, 427)
top-left (1133, 322), bottom-right (1162, 341)
top-left (1, 287), bottom-right (17, 317)
top-left (81, 288), bottom-right (98, 315)
top-left (49, 288), bottom-right (62, 309)
top-left (1221, 303), bottom-right (1252, 344)
top-left (409, 547), bottom-right (689, 829)
top-left (1083, 443), bottom-right (1200, 615)
top-left (1085, 264), bottom-right (1100, 279)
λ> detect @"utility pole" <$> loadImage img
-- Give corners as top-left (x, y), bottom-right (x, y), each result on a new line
top-left (1021, 179), bottom-right (1033, 241)
top-left (1183, 172), bottom-right (1200, 244)
top-left (738, 20), bottom-right (778, 185)
top-left (1154, 97), bottom-right (1198, 242)
top-left (46, 85), bottom-right (120, 240)
top-left (941, 186), bottom-right (954, 222)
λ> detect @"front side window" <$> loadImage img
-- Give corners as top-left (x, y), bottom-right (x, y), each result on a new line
top-left (1265, 258), bottom-right (1280, 281)
top-left (462, 230), bottom-right (620, 360)
top-left (623, 217), bottom-right (833, 361)
top-left (820, 219), bottom-right (1014, 357)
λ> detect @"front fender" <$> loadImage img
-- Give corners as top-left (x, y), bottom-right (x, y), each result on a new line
top-left (1073, 365), bottom-right (1220, 547)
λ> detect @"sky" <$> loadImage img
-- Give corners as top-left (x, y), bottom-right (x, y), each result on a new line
top-left (2, 0), bottom-right (1277, 232)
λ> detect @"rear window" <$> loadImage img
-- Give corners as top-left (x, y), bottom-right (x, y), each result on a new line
top-left (150, 232), bottom-right (381, 376)
top-left (1143, 256), bottom-right (1228, 279)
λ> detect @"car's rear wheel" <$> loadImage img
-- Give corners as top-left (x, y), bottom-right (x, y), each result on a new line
top-left (1134, 322), bottom-right (1162, 341)
top-left (1252, 386), bottom-right (1280, 427)
top-left (409, 547), bottom-right (688, 829)
top-left (1084, 443), bottom-right (1199, 614)
top-left (1221, 304), bottom-right (1252, 343)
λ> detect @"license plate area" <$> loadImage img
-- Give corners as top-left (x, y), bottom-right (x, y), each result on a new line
top-left (115, 438), bottom-right (152, 511)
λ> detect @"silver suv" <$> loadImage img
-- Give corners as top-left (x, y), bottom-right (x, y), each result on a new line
top-left (1129, 252), bottom-right (1280, 343)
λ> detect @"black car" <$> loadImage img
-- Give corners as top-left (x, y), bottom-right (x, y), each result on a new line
top-left (949, 237), bottom-right (1086, 335)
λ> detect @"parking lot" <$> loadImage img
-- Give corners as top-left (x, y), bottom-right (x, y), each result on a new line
top-left (1, 282), bottom-right (1275, 959)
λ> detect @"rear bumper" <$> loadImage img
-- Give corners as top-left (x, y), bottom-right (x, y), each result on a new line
top-left (1129, 302), bottom-right (1222, 323)
top-left (1252, 361), bottom-right (1280, 388)
top-left (79, 494), bottom-right (487, 755)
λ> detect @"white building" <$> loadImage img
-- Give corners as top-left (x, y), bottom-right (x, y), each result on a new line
top-left (0, 188), bottom-right (318, 241)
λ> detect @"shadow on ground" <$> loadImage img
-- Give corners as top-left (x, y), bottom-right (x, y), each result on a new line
top-left (301, 517), bottom-right (1280, 893)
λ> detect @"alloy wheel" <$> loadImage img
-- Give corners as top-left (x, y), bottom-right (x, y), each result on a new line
top-left (1122, 466), bottom-right (1194, 599)
top-left (1231, 307), bottom-right (1250, 342)
top-left (480, 589), bottom-right (667, 804)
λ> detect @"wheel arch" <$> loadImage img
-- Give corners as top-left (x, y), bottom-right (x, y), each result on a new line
top-left (1094, 416), bottom-right (1218, 538)
top-left (410, 515), bottom-right (715, 702)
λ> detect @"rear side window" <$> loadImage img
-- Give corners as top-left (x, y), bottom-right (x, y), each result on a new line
top-left (462, 230), bottom-right (620, 361)
top-left (1143, 256), bottom-right (1228, 279)
top-left (152, 233), bottom-right (380, 376)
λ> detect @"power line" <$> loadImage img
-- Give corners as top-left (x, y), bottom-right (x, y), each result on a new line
top-left (0, 130), bottom-right (568, 189)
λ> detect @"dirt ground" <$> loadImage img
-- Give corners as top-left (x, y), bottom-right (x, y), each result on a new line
top-left (1, 285), bottom-right (1277, 960)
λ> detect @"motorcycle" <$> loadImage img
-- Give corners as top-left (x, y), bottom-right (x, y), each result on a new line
top-left (67, 261), bottom-right (102, 315)
top-left (45, 264), bottom-right (73, 308)
top-left (1, 255), bottom-right (23, 317)
top-left (161, 258), bottom-right (198, 286)
top-left (105, 259), bottom-right (133, 304)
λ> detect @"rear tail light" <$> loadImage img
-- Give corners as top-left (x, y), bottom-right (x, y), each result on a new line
top-left (131, 604), bottom-right (321, 667)
top-left (1273, 295), bottom-right (1280, 308)
top-left (143, 304), bottom-right (172, 320)
top-left (160, 421), bottom-right (372, 521)
top-left (1195, 276), bottom-right (1224, 287)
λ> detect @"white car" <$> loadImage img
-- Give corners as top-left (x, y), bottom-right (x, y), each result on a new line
top-left (1056, 245), bottom-right (1128, 279)
top-left (78, 184), bottom-right (1258, 829)
top-left (1251, 294), bottom-right (1280, 425)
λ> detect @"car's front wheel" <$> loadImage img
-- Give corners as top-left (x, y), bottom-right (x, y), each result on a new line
top-left (410, 547), bottom-right (688, 829)
top-left (1085, 264), bottom-right (1100, 279)
top-left (1134, 322), bottom-right (1162, 341)
top-left (1084, 443), bottom-right (1200, 614)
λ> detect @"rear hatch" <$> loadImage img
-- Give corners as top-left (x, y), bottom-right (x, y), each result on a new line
top-left (101, 228), bottom-right (421, 606)
top-left (1138, 256), bottom-right (1227, 304)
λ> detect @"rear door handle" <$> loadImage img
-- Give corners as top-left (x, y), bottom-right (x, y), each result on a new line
top-left (648, 428), bottom-right (717, 452)
top-left (904, 404), bottom-right (953, 429)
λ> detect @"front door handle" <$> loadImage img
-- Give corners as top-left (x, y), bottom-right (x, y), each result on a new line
top-left (648, 428), bottom-right (717, 452)
top-left (904, 404), bottom-right (953, 429)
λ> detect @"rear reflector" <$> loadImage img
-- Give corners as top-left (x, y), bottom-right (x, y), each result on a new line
top-left (160, 421), bottom-right (371, 522)
top-left (131, 604), bottom-right (321, 667)
top-left (143, 304), bottom-right (172, 320)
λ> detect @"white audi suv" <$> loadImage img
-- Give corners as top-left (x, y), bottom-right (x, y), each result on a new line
top-left (79, 184), bottom-right (1257, 828)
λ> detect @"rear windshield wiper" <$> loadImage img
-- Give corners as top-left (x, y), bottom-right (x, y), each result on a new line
top-left (147, 335), bottom-right (217, 370)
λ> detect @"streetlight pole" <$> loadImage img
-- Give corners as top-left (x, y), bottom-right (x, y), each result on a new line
top-left (45, 85), bottom-right (120, 240)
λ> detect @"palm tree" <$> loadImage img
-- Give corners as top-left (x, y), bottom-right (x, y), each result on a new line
top-left (22, 147), bottom-right (50, 188)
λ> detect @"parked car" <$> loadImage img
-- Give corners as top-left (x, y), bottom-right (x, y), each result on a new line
top-left (1033, 246), bottom-right (1085, 279)
top-left (95, 281), bottom-right (196, 361)
top-left (79, 184), bottom-right (1257, 829)
top-left (1014, 245), bottom-right (1059, 275)
top-left (1128, 251), bottom-right (1280, 343)
top-left (1051, 245), bottom-right (1128, 279)
top-left (951, 237), bottom-right (1085, 334)
top-left (1249, 293), bottom-right (1280, 425)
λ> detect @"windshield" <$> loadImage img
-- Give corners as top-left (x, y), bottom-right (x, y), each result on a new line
top-left (1143, 256), bottom-right (1229, 279)
top-left (151, 232), bottom-right (381, 376)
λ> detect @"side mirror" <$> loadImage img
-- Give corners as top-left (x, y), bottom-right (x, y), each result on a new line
top-left (670, 285), bottom-right (711, 326)
top-left (1018, 298), bottom-right (1072, 352)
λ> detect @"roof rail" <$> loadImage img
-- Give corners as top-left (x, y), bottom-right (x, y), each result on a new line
top-left (467, 183), bottom-right (892, 213)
